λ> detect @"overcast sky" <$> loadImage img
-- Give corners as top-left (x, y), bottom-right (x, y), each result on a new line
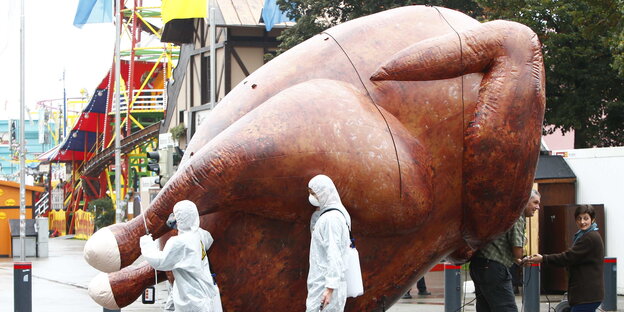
top-left (0, 0), bottom-right (116, 119)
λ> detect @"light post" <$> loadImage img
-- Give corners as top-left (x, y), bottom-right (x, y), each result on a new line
top-left (15, 0), bottom-right (32, 310)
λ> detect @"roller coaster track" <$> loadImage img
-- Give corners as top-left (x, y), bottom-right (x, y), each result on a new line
top-left (81, 122), bottom-right (161, 178)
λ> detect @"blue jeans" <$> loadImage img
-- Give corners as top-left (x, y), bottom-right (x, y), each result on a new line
top-left (570, 302), bottom-right (601, 312)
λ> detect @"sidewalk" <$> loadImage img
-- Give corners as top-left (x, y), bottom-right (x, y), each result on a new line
top-left (1, 236), bottom-right (622, 311)
top-left (0, 236), bottom-right (169, 311)
top-left (387, 270), bottom-right (617, 312)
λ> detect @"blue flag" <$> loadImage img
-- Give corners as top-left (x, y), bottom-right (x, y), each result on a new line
top-left (73, 0), bottom-right (113, 28)
top-left (261, 0), bottom-right (293, 32)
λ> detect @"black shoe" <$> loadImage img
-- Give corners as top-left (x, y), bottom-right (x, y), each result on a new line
top-left (418, 290), bottom-right (431, 296)
top-left (402, 292), bottom-right (412, 299)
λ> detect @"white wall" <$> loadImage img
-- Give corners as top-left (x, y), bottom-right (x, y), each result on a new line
top-left (554, 146), bottom-right (624, 294)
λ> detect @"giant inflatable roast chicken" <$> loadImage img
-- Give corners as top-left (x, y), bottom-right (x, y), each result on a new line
top-left (84, 5), bottom-right (545, 311)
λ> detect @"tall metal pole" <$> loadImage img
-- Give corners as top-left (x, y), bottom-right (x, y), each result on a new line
top-left (114, 0), bottom-right (123, 224)
top-left (19, 0), bottom-right (26, 262)
top-left (14, 2), bottom-right (33, 308)
top-left (62, 70), bottom-right (67, 140)
top-left (210, 1), bottom-right (216, 108)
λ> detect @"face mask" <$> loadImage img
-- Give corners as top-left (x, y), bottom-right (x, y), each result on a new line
top-left (166, 212), bottom-right (177, 230)
top-left (309, 194), bottom-right (320, 207)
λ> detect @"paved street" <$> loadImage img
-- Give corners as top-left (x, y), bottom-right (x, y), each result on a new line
top-left (1, 236), bottom-right (622, 311)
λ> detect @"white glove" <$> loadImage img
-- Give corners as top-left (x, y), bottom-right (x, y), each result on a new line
top-left (140, 234), bottom-right (154, 248)
top-left (139, 234), bottom-right (161, 267)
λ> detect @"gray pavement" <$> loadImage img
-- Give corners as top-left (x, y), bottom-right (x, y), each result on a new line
top-left (387, 270), bottom-right (607, 312)
top-left (1, 236), bottom-right (622, 311)
top-left (0, 236), bottom-right (169, 311)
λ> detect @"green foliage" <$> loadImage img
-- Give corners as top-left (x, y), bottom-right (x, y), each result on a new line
top-left (274, 0), bottom-right (483, 55)
top-left (170, 123), bottom-right (186, 141)
top-left (476, 0), bottom-right (624, 147)
top-left (89, 197), bottom-right (115, 230)
top-left (275, 0), bottom-right (624, 147)
top-left (610, 0), bottom-right (624, 76)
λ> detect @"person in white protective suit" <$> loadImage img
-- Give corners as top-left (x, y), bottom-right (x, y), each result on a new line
top-left (306, 174), bottom-right (352, 312)
top-left (140, 200), bottom-right (218, 312)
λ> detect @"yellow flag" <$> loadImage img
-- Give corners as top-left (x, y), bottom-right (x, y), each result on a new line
top-left (161, 0), bottom-right (207, 25)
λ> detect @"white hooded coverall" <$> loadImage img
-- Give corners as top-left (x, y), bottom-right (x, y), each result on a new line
top-left (140, 200), bottom-right (218, 312)
top-left (306, 175), bottom-right (352, 312)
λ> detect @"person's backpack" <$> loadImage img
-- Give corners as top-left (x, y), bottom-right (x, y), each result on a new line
top-left (320, 208), bottom-right (364, 298)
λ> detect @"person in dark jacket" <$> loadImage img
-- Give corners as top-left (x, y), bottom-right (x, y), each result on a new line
top-left (527, 205), bottom-right (604, 312)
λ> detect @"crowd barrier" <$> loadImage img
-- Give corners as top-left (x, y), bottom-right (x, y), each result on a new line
top-left (74, 209), bottom-right (95, 240)
top-left (48, 209), bottom-right (66, 236)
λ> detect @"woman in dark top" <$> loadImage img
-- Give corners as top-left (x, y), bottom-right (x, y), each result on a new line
top-left (527, 205), bottom-right (604, 312)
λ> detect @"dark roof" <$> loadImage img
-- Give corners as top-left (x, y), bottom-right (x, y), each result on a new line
top-left (535, 154), bottom-right (576, 180)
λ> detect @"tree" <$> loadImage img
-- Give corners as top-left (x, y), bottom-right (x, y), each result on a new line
top-left (89, 196), bottom-right (115, 230)
top-left (476, 0), bottom-right (624, 147)
top-left (275, 0), bottom-right (483, 53)
top-left (610, 0), bottom-right (624, 77)
top-left (276, 0), bottom-right (624, 147)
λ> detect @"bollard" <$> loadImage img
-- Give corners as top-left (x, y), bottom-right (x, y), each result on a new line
top-left (602, 257), bottom-right (617, 311)
top-left (14, 262), bottom-right (32, 312)
top-left (444, 264), bottom-right (462, 312)
top-left (523, 263), bottom-right (540, 312)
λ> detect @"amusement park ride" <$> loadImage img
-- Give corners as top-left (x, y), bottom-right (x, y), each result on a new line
top-left (37, 2), bottom-right (178, 234)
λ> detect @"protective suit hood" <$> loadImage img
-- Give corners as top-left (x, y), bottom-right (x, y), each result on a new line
top-left (173, 200), bottom-right (200, 233)
top-left (306, 174), bottom-right (352, 311)
top-left (308, 174), bottom-right (351, 228)
top-left (140, 200), bottom-right (217, 311)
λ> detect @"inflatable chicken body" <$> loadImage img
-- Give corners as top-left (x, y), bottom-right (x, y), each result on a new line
top-left (85, 5), bottom-right (545, 311)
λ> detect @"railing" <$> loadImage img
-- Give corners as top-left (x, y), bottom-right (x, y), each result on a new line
top-left (82, 122), bottom-right (161, 177)
top-left (35, 191), bottom-right (50, 216)
top-left (110, 89), bottom-right (166, 112)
